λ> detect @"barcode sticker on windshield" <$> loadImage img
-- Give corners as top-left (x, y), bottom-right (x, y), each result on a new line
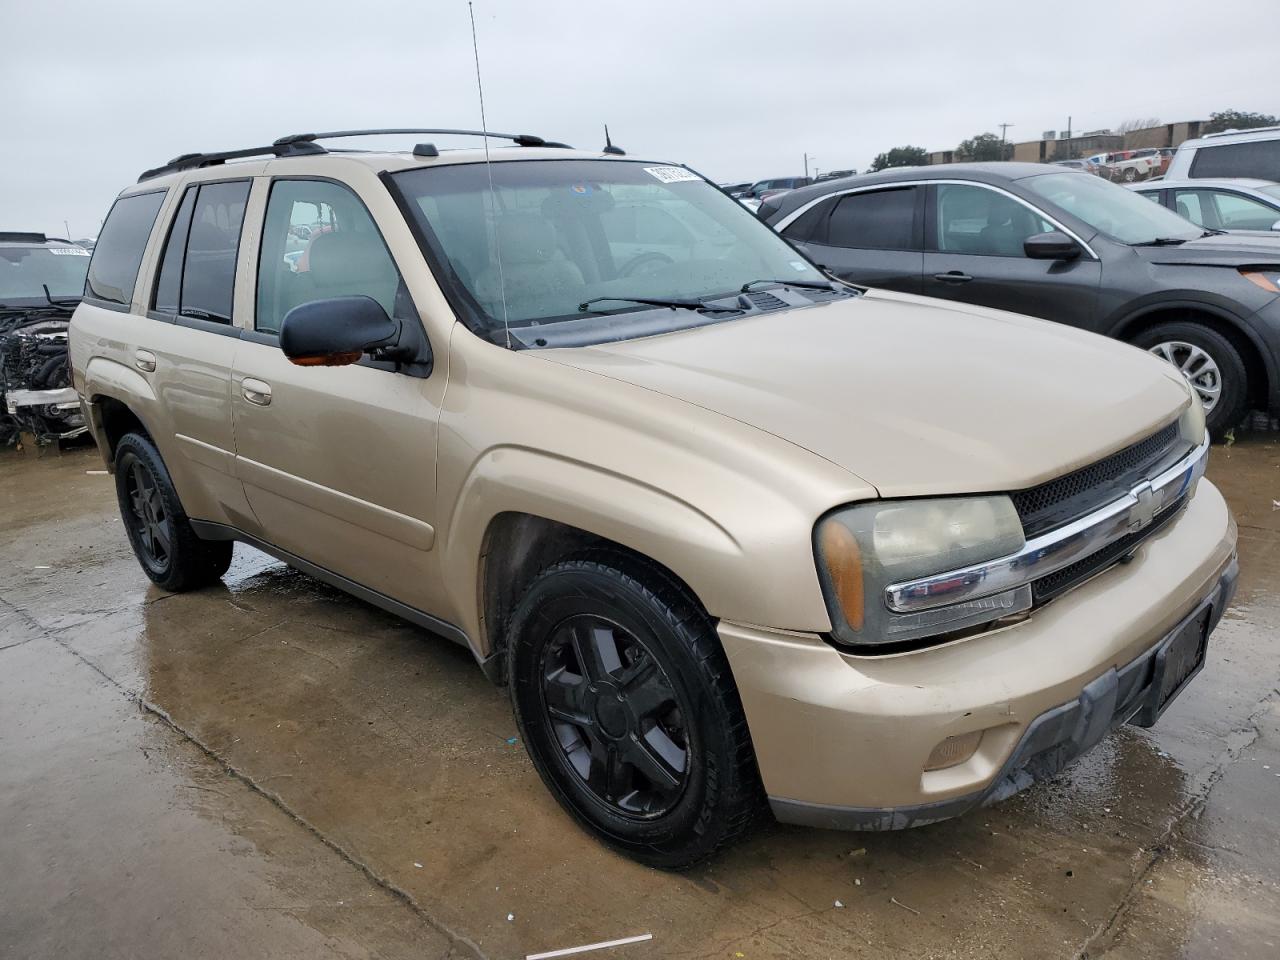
top-left (643, 166), bottom-right (700, 184)
top-left (50, 247), bottom-right (90, 256)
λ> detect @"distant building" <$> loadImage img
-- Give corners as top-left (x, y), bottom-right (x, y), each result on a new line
top-left (928, 120), bottom-right (1206, 165)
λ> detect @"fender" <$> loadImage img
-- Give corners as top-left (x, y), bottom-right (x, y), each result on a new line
top-left (1107, 295), bottom-right (1278, 408)
top-left (438, 444), bottom-right (828, 659)
top-left (82, 356), bottom-right (163, 464)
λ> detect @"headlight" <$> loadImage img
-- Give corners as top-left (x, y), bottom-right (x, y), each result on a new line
top-left (814, 496), bottom-right (1029, 652)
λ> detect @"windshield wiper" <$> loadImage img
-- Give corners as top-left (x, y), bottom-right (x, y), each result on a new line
top-left (578, 295), bottom-right (740, 314)
top-left (740, 278), bottom-right (837, 293)
top-left (1131, 237), bottom-right (1190, 246)
top-left (43, 284), bottom-right (81, 309)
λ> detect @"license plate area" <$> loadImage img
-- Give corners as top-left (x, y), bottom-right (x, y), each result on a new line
top-left (1132, 603), bottom-right (1211, 727)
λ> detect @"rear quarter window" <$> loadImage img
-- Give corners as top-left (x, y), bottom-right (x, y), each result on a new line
top-left (85, 191), bottom-right (166, 305)
top-left (1189, 139), bottom-right (1280, 180)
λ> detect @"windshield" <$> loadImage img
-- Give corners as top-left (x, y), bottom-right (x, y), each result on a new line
top-left (1024, 172), bottom-right (1203, 244)
top-left (0, 244), bottom-right (90, 305)
top-left (391, 159), bottom-right (824, 338)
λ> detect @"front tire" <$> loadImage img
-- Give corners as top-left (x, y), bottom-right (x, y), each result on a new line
top-left (507, 555), bottom-right (762, 869)
top-left (114, 432), bottom-right (233, 591)
top-left (1131, 322), bottom-right (1249, 439)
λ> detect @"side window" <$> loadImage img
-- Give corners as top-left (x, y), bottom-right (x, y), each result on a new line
top-left (1170, 191), bottom-right (1209, 227)
top-left (1189, 140), bottom-right (1280, 180)
top-left (256, 179), bottom-right (405, 335)
top-left (153, 188), bottom-right (197, 314)
top-left (824, 188), bottom-right (916, 250)
top-left (85, 191), bottom-right (165, 305)
top-left (151, 180), bottom-right (250, 323)
top-left (935, 184), bottom-right (1053, 257)
top-left (781, 198), bottom-right (837, 243)
top-left (1211, 192), bottom-right (1280, 231)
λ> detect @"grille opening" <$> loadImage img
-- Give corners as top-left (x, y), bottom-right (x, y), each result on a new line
top-left (1013, 423), bottom-right (1184, 539)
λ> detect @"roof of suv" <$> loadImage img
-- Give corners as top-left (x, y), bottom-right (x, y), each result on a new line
top-left (130, 129), bottom-right (648, 193)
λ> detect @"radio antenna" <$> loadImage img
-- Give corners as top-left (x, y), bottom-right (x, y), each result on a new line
top-left (469, 1), bottom-right (510, 348)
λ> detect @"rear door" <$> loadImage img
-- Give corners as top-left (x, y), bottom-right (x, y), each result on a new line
top-left (780, 186), bottom-right (924, 292)
top-left (230, 175), bottom-right (445, 612)
top-left (920, 182), bottom-right (1101, 328)
top-left (140, 178), bottom-right (258, 528)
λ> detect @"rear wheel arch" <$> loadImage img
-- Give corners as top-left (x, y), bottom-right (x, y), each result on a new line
top-left (477, 512), bottom-right (711, 683)
top-left (91, 395), bottom-right (152, 465)
top-left (1113, 304), bottom-right (1272, 408)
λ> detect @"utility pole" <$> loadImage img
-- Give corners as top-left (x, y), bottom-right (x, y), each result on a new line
top-left (999, 123), bottom-right (1013, 144)
top-left (63, 220), bottom-right (71, 239)
top-left (803, 152), bottom-right (814, 179)
top-left (1066, 115), bottom-right (1073, 158)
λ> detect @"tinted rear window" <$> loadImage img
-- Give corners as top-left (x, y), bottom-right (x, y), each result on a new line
top-left (150, 180), bottom-right (250, 323)
top-left (86, 191), bottom-right (165, 304)
top-left (1189, 139), bottom-right (1280, 180)
top-left (824, 188), bottom-right (916, 250)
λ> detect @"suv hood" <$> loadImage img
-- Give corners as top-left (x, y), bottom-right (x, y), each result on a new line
top-left (537, 290), bottom-right (1191, 497)
top-left (1140, 231), bottom-right (1280, 267)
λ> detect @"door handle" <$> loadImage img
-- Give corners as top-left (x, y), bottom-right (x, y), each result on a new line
top-left (933, 271), bottom-right (973, 284)
top-left (241, 378), bottom-right (272, 406)
top-left (134, 349), bottom-right (157, 373)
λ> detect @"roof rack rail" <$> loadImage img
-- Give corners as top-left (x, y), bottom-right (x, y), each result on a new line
top-left (138, 140), bottom-right (327, 182)
top-left (273, 128), bottom-right (573, 149)
top-left (138, 128), bottom-right (575, 183)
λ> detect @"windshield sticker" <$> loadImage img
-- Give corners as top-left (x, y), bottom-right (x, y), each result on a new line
top-left (643, 166), bottom-right (700, 184)
top-left (789, 261), bottom-right (808, 272)
top-left (570, 183), bottom-right (594, 197)
top-left (50, 247), bottom-right (90, 256)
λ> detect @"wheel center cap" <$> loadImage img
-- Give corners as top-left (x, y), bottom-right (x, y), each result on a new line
top-left (592, 688), bottom-right (629, 739)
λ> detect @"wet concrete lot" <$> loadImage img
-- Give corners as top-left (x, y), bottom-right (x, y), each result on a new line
top-left (2, 436), bottom-right (1279, 960)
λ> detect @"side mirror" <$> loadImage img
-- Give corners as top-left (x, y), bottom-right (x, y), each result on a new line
top-left (1024, 231), bottom-right (1082, 261)
top-left (280, 296), bottom-right (401, 367)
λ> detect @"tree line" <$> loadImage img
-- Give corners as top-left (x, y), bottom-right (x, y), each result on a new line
top-left (867, 109), bottom-right (1278, 172)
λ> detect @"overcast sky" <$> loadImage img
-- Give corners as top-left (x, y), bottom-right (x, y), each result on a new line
top-left (2, 0), bottom-right (1274, 238)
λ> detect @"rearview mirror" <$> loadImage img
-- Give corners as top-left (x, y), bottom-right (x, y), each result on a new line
top-left (280, 296), bottom-right (400, 367)
top-left (1024, 231), bottom-right (1082, 261)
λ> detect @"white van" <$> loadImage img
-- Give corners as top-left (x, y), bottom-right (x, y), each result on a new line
top-left (1166, 126), bottom-right (1280, 181)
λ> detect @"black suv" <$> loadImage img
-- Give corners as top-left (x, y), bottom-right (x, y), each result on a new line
top-left (761, 163), bottom-right (1280, 436)
top-left (0, 232), bottom-right (91, 445)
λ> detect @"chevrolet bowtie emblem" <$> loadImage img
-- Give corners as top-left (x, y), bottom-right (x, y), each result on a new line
top-left (1129, 481), bottom-right (1156, 532)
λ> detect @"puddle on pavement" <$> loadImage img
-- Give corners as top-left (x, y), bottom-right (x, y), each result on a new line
top-left (3, 434), bottom-right (1279, 958)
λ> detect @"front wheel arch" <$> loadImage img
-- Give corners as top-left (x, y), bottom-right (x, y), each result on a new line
top-left (1113, 306), bottom-right (1271, 410)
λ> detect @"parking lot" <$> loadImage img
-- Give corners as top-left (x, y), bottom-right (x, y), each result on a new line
top-left (1, 434), bottom-right (1277, 960)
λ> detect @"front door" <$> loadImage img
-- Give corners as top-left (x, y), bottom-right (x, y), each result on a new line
top-left (230, 177), bottom-right (444, 612)
top-left (920, 183), bottom-right (1100, 329)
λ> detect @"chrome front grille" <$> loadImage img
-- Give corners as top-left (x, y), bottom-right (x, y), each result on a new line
top-left (1012, 422), bottom-right (1184, 538)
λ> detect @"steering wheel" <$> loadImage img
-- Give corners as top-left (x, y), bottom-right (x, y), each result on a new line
top-left (618, 252), bottom-right (675, 278)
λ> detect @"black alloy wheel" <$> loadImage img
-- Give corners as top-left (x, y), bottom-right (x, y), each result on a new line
top-left (113, 432), bottom-right (233, 591)
top-left (124, 457), bottom-right (173, 569)
top-left (507, 554), bottom-right (763, 869)
top-left (540, 614), bottom-right (689, 817)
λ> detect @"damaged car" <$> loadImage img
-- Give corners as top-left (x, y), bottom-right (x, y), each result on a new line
top-left (1, 232), bottom-right (90, 445)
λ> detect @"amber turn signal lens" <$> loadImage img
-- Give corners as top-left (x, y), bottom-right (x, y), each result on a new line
top-left (1240, 269), bottom-right (1280, 294)
top-left (289, 351), bottom-right (363, 367)
top-left (819, 521), bottom-right (864, 631)
top-left (923, 730), bottom-right (983, 772)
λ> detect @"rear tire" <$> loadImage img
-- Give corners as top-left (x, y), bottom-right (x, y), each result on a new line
top-left (1131, 322), bottom-right (1249, 440)
top-left (506, 554), bottom-right (762, 869)
top-left (113, 432), bottom-right (233, 591)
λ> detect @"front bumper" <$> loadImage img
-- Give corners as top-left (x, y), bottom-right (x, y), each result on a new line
top-left (718, 479), bottom-right (1237, 828)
